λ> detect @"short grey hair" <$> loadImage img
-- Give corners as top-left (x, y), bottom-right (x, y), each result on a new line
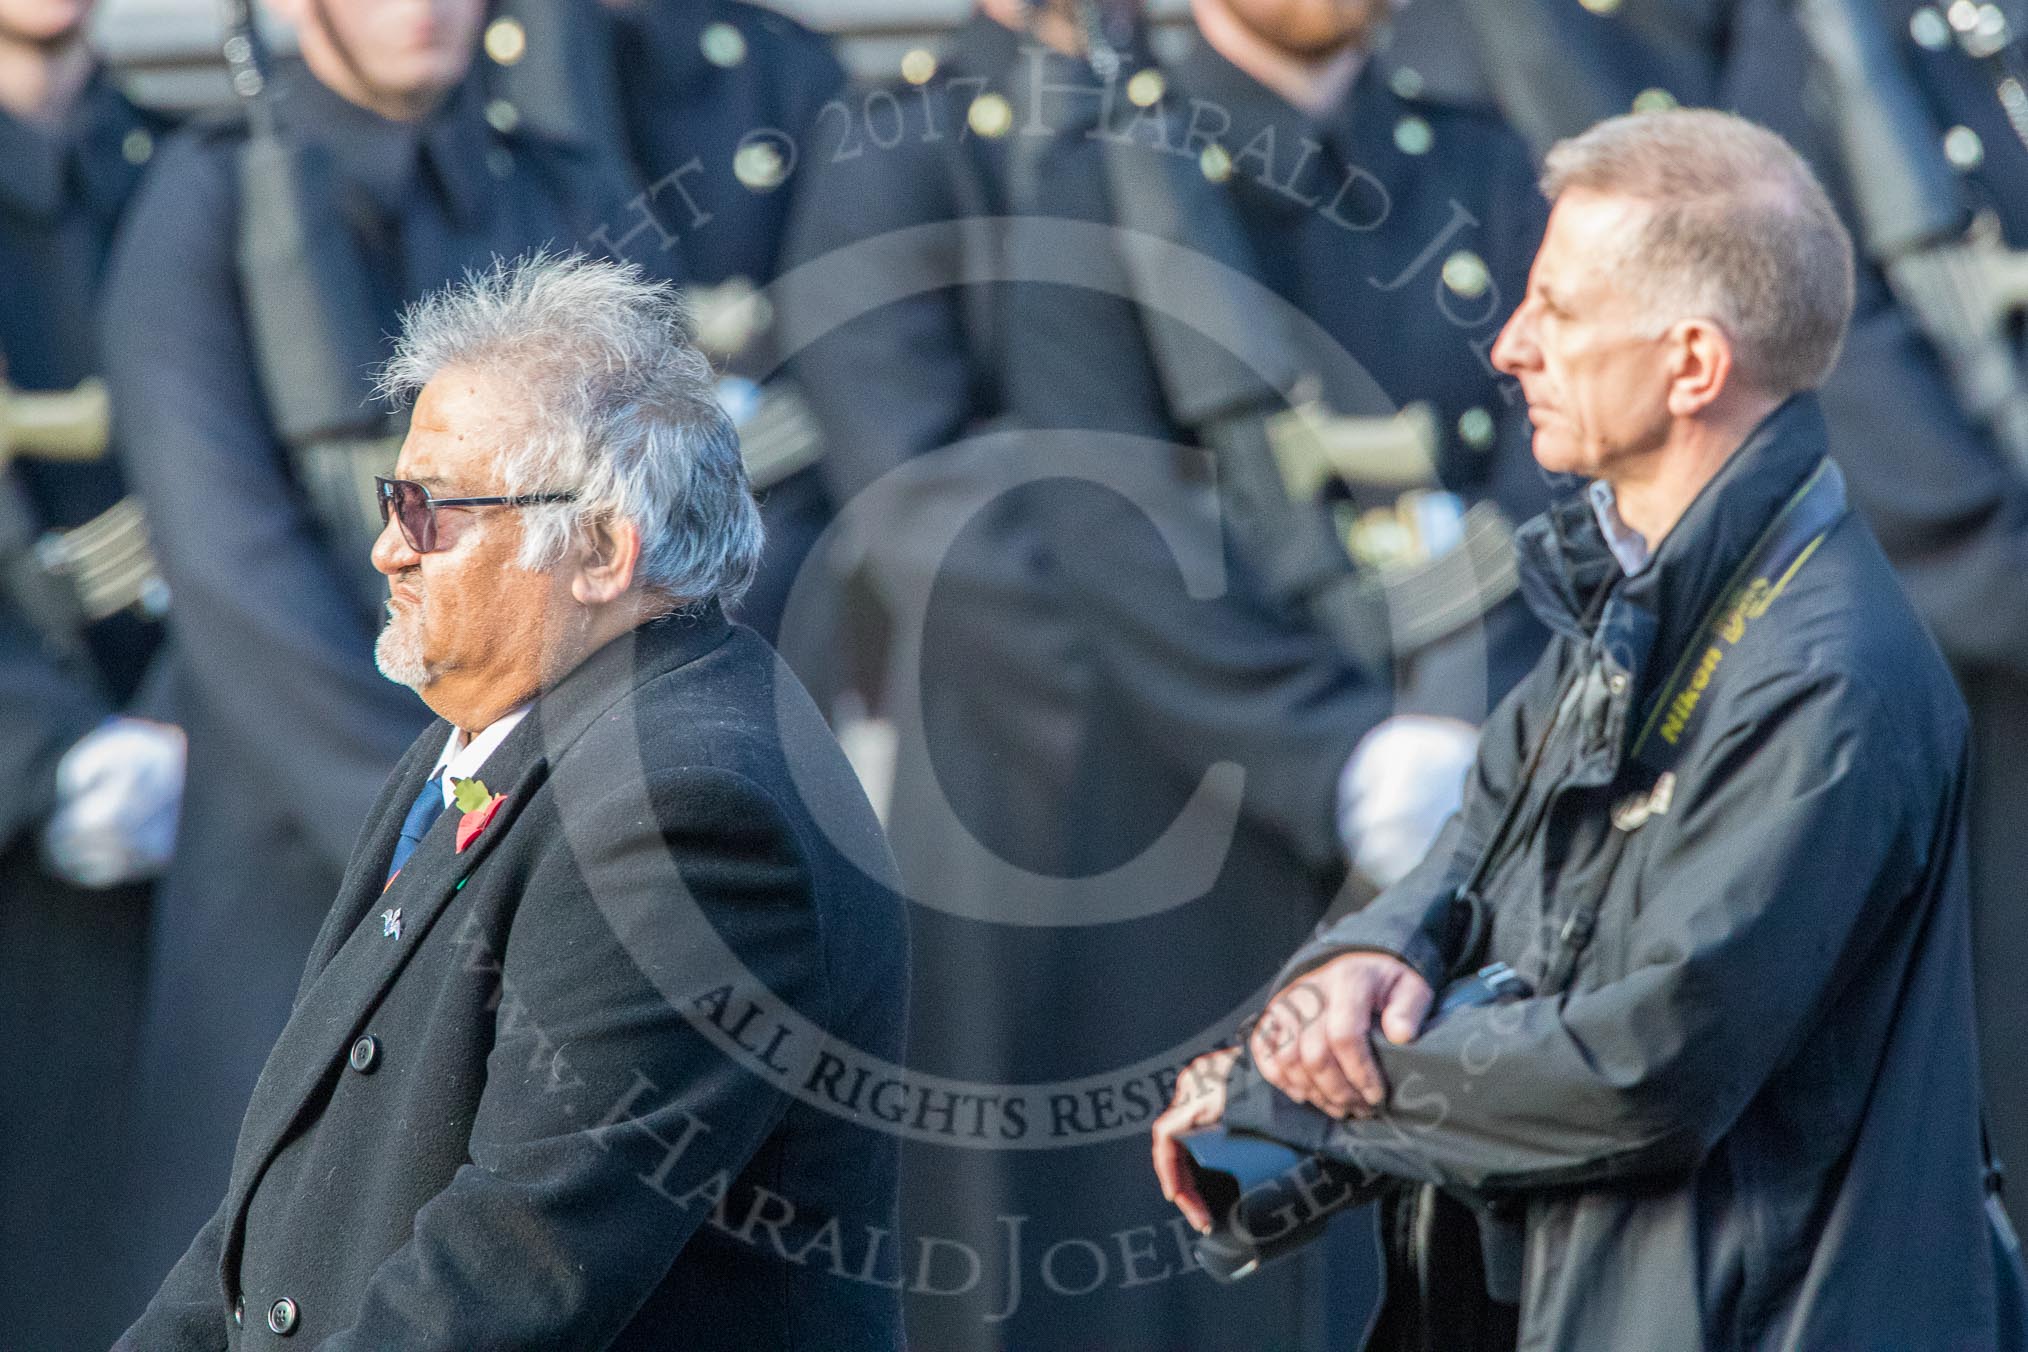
top-left (1541, 108), bottom-right (1855, 395)
top-left (379, 252), bottom-right (764, 608)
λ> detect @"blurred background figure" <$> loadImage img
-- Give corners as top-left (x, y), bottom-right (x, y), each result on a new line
top-left (486, 0), bottom-right (851, 687)
top-left (781, 0), bottom-right (1550, 1344)
top-left (95, 0), bottom-right (670, 1319)
top-left (19, 0), bottom-right (2028, 1346)
top-left (1732, 0), bottom-right (2028, 1240)
top-left (0, 0), bottom-right (177, 1346)
top-left (605, 0), bottom-right (847, 654)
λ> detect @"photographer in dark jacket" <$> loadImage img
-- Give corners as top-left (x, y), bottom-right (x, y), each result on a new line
top-left (1156, 108), bottom-right (2023, 1349)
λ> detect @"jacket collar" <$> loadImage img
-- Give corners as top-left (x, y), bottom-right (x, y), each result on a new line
top-left (947, 9), bottom-right (1025, 80)
top-left (1172, 35), bottom-right (1349, 157)
top-left (1169, 34), bottom-right (1446, 220)
top-left (1516, 393), bottom-right (1831, 665)
top-left (272, 58), bottom-right (493, 231)
top-left (1508, 396), bottom-right (1830, 793)
top-left (0, 68), bottom-right (150, 223)
top-left (303, 601), bottom-right (736, 977)
top-left (217, 603), bottom-right (736, 1299)
top-left (453, 599), bottom-right (737, 810)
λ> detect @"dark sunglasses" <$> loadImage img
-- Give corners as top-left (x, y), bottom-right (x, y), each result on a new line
top-left (374, 476), bottom-right (578, 554)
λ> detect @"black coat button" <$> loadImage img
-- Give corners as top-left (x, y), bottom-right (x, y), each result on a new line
top-left (348, 1033), bottom-right (379, 1073)
top-left (232, 1295), bottom-right (243, 1327)
top-left (267, 1296), bottom-right (299, 1335)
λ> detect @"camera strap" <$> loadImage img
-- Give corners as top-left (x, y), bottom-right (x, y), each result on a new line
top-left (1449, 458), bottom-right (1846, 995)
top-left (1535, 458), bottom-right (1846, 996)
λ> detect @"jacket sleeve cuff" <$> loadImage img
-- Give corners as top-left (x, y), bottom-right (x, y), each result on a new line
top-left (1275, 888), bottom-right (1464, 997)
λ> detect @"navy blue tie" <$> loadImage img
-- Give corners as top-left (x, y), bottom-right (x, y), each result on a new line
top-left (385, 773), bottom-right (445, 884)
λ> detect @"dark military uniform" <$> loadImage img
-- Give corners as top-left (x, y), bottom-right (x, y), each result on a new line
top-left (0, 68), bottom-right (169, 1352)
top-left (784, 14), bottom-right (1547, 1348)
top-left (608, 0), bottom-right (847, 651)
top-left (1727, 0), bottom-right (2028, 1239)
top-left (100, 61), bottom-right (662, 1320)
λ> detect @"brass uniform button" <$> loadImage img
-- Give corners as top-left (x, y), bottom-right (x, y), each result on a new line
top-left (1441, 250), bottom-right (1491, 300)
top-left (484, 16), bottom-right (526, 66)
top-left (1458, 407), bottom-right (1496, 452)
top-left (967, 93), bottom-right (1014, 139)
top-left (733, 141), bottom-right (787, 191)
top-left (701, 21), bottom-right (748, 69)
top-left (1393, 116), bottom-right (1434, 156)
top-left (1944, 124), bottom-right (1985, 170)
top-left (1910, 6), bottom-right (1952, 49)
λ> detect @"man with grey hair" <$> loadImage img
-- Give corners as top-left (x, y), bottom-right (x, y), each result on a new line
top-left (118, 254), bottom-right (909, 1350)
top-left (1156, 108), bottom-right (2026, 1348)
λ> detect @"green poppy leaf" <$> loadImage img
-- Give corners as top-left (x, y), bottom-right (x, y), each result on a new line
top-left (450, 776), bottom-right (492, 813)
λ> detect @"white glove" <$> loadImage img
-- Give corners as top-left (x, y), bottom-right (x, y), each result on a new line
top-left (1337, 715), bottom-right (1479, 889)
top-left (41, 716), bottom-right (186, 889)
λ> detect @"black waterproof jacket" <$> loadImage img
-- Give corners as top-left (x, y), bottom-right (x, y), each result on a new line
top-left (1228, 396), bottom-right (2024, 1349)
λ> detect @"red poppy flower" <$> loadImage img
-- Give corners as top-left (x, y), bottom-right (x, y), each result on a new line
top-left (455, 793), bottom-right (508, 852)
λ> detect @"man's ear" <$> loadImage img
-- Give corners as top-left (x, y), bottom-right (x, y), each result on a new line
top-left (569, 514), bottom-right (643, 606)
top-left (1665, 317), bottom-right (1735, 418)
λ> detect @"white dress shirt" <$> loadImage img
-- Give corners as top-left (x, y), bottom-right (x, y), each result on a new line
top-left (427, 704), bottom-right (531, 807)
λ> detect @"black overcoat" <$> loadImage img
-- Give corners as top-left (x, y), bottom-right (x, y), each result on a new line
top-left (100, 64), bottom-right (660, 1302)
top-left (118, 607), bottom-right (909, 1349)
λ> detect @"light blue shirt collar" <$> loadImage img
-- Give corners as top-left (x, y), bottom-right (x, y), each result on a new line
top-left (1588, 480), bottom-right (1652, 577)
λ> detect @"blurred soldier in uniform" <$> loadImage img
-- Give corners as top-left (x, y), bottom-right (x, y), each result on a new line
top-left (782, 0), bottom-right (1548, 1345)
top-left (484, 0), bottom-right (846, 663)
top-left (1442, 0), bottom-right (2028, 1236)
top-left (1728, 0), bottom-right (2028, 1239)
top-left (608, 0), bottom-right (847, 659)
top-left (100, 0), bottom-right (666, 1317)
top-left (0, 1), bottom-right (176, 1345)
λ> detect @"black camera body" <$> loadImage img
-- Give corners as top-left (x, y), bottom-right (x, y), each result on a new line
top-left (1178, 1129), bottom-right (1378, 1283)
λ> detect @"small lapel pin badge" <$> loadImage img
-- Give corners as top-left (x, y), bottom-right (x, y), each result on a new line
top-left (381, 907), bottom-right (403, 941)
top-left (1611, 770), bottom-right (1677, 833)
